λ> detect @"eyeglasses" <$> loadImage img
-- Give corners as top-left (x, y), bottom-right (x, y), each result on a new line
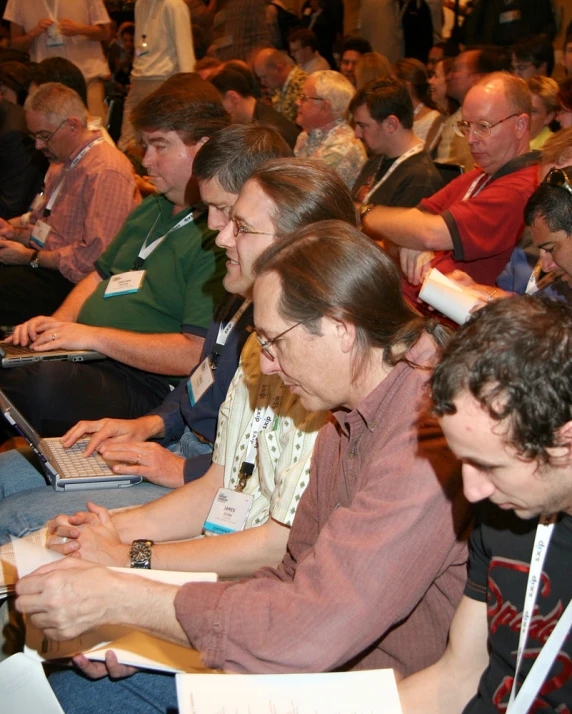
top-left (544, 167), bottom-right (572, 196)
top-left (256, 321), bottom-right (304, 360)
top-left (454, 113), bottom-right (519, 139)
top-left (30, 118), bottom-right (68, 144)
top-left (231, 217), bottom-right (275, 238)
top-left (299, 94), bottom-right (325, 103)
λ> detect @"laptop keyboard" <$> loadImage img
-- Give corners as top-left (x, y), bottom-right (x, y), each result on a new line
top-left (47, 439), bottom-right (114, 479)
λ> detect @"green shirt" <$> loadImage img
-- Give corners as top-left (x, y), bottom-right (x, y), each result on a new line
top-left (78, 194), bottom-right (226, 337)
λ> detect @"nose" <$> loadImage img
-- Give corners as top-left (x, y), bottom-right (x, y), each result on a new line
top-left (207, 207), bottom-right (229, 233)
top-left (540, 248), bottom-right (557, 273)
top-left (141, 146), bottom-right (153, 171)
top-left (354, 125), bottom-right (362, 139)
top-left (462, 464), bottom-right (496, 503)
top-left (259, 348), bottom-right (281, 376)
top-left (215, 218), bottom-right (236, 249)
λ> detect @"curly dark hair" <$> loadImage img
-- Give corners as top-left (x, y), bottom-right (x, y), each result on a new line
top-left (431, 295), bottom-right (572, 464)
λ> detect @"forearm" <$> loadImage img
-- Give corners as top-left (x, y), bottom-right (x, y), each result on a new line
top-left (150, 519), bottom-right (289, 578)
top-left (88, 330), bottom-right (204, 375)
top-left (9, 29), bottom-right (37, 51)
top-left (52, 272), bottom-right (100, 321)
top-left (362, 206), bottom-right (453, 251)
top-left (64, 22), bottom-right (110, 41)
top-left (9, 226), bottom-right (32, 245)
top-left (112, 463), bottom-right (224, 542)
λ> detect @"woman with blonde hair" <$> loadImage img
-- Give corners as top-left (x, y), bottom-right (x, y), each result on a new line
top-left (527, 75), bottom-right (558, 150)
top-left (354, 52), bottom-right (391, 90)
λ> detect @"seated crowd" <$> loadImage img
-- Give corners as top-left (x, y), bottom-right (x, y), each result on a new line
top-left (1, 17), bottom-right (572, 714)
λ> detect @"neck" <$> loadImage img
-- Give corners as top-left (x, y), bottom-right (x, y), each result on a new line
top-left (386, 129), bottom-right (421, 159)
top-left (343, 348), bottom-right (394, 410)
top-left (69, 128), bottom-right (96, 156)
top-left (240, 95), bottom-right (257, 122)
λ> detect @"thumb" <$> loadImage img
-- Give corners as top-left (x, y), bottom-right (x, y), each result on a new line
top-left (85, 501), bottom-right (112, 525)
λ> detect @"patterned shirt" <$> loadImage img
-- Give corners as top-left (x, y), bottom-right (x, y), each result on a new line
top-left (294, 118), bottom-right (367, 188)
top-left (212, 333), bottom-right (328, 528)
top-left (29, 132), bottom-right (139, 283)
top-left (272, 66), bottom-right (307, 123)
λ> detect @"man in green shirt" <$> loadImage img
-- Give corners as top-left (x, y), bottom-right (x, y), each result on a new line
top-left (0, 79), bottom-right (229, 438)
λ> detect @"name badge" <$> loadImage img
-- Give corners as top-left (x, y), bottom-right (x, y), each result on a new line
top-left (188, 357), bottom-right (214, 406)
top-left (499, 9), bottom-right (520, 23)
top-left (104, 270), bottom-right (145, 298)
top-left (46, 23), bottom-right (65, 47)
top-left (30, 220), bottom-right (51, 247)
top-left (203, 488), bottom-right (254, 535)
top-left (30, 193), bottom-right (44, 212)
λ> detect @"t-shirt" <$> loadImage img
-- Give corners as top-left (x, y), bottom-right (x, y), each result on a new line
top-left (4, 0), bottom-right (110, 81)
top-left (78, 195), bottom-right (226, 338)
top-left (353, 149), bottom-right (443, 207)
top-left (464, 503), bottom-right (572, 713)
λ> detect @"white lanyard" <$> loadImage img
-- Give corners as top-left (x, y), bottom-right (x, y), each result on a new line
top-left (42, 0), bottom-right (58, 20)
top-left (243, 383), bottom-right (283, 468)
top-left (215, 299), bottom-right (252, 349)
top-left (507, 515), bottom-right (562, 713)
top-left (45, 137), bottom-right (104, 214)
top-left (134, 208), bottom-right (198, 269)
top-left (363, 143), bottom-right (424, 204)
top-left (140, 0), bottom-right (160, 44)
top-left (462, 172), bottom-right (492, 202)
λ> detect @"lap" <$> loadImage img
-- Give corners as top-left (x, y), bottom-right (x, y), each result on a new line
top-left (0, 360), bottom-right (171, 438)
top-left (49, 667), bottom-right (178, 714)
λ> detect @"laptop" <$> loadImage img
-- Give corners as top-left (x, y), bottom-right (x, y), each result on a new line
top-left (0, 342), bottom-right (105, 368)
top-left (0, 389), bottom-right (142, 491)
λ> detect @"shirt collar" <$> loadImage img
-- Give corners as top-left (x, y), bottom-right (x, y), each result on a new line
top-left (65, 129), bottom-right (103, 167)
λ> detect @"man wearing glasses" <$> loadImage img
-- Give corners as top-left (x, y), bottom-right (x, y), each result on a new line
top-left (0, 82), bottom-right (138, 325)
top-left (361, 73), bottom-right (538, 308)
top-left (294, 70), bottom-right (366, 188)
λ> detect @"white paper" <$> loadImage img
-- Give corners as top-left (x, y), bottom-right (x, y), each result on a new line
top-left (418, 268), bottom-right (482, 324)
top-left (176, 669), bottom-right (403, 714)
top-left (0, 653), bottom-right (65, 714)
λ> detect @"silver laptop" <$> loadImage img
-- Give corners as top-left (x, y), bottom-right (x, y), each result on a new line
top-left (0, 389), bottom-right (141, 491)
top-left (0, 342), bottom-right (105, 368)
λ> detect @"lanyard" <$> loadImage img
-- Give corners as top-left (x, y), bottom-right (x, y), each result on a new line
top-left (462, 172), bottom-right (492, 202)
top-left (42, 0), bottom-right (58, 20)
top-left (140, 0), bottom-right (160, 45)
top-left (362, 143), bottom-right (424, 204)
top-left (237, 380), bottom-right (283, 492)
top-left (210, 299), bottom-right (252, 370)
top-left (132, 208), bottom-right (198, 270)
top-left (507, 515), bottom-right (562, 713)
top-left (43, 137), bottom-right (104, 216)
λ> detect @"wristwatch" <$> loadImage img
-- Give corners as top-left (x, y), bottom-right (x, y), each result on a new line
top-left (29, 250), bottom-right (40, 268)
top-left (129, 539), bottom-right (154, 569)
top-left (359, 203), bottom-right (375, 223)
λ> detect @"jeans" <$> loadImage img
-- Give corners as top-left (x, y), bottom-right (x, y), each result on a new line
top-left (49, 667), bottom-right (179, 714)
top-left (0, 428), bottom-right (212, 544)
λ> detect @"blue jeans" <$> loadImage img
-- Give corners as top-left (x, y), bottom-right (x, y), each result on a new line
top-left (49, 667), bottom-right (179, 714)
top-left (0, 428), bottom-right (212, 544)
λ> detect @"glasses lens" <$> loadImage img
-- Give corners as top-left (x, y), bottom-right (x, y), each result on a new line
top-left (454, 122), bottom-right (468, 137)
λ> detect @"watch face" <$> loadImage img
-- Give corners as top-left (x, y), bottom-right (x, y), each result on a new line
top-left (130, 541), bottom-right (152, 566)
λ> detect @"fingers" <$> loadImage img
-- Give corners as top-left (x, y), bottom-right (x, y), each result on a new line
top-left (72, 654), bottom-right (110, 680)
top-left (61, 419), bottom-right (108, 453)
top-left (46, 538), bottom-right (81, 557)
top-left (85, 502), bottom-right (112, 525)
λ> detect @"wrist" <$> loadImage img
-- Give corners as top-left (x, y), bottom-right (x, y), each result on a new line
top-left (140, 414), bottom-right (166, 440)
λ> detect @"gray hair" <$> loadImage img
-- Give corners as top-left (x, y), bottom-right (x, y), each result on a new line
top-left (24, 82), bottom-right (87, 127)
top-left (313, 70), bottom-right (356, 119)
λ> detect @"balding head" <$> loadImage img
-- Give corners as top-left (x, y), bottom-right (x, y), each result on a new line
top-left (447, 49), bottom-right (482, 103)
top-left (461, 73), bottom-right (531, 175)
top-left (254, 48), bottom-right (292, 89)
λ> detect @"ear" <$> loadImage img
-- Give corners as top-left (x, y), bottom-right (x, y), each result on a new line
top-left (545, 110), bottom-right (556, 127)
top-left (225, 90), bottom-right (241, 107)
top-left (67, 116), bottom-right (82, 133)
top-left (383, 114), bottom-right (400, 133)
top-left (547, 421), bottom-right (572, 466)
top-left (195, 135), bottom-right (209, 150)
top-left (515, 112), bottom-right (530, 138)
top-left (330, 316), bottom-right (357, 354)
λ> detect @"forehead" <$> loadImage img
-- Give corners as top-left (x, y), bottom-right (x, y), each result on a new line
top-left (303, 76), bottom-right (316, 93)
top-left (342, 50), bottom-right (360, 63)
top-left (199, 176), bottom-right (238, 207)
top-left (233, 179), bottom-right (275, 221)
top-left (140, 128), bottom-right (186, 146)
top-left (463, 84), bottom-right (510, 121)
top-left (290, 41), bottom-right (302, 50)
top-left (354, 104), bottom-right (375, 123)
top-left (531, 214), bottom-right (568, 246)
top-left (25, 110), bottom-right (57, 132)
top-left (440, 391), bottom-right (511, 454)
top-left (453, 52), bottom-right (476, 72)
top-left (253, 271), bottom-right (286, 330)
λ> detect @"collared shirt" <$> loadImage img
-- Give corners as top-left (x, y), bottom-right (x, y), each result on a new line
top-left (174, 335), bottom-right (469, 676)
top-left (294, 117), bottom-right (367, 188)
top-left (28, 131), bottom-right (139, 283)
top-left (212, 333), bottom-right (328, 528)
top-left (299, 53), bottom-right (330, 74)
top-left (272, 66), bottom-right (307, 123)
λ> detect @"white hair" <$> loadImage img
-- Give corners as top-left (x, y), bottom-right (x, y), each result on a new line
top-left (312, 71), bottom-right (355, 119)
top-left (24, 82), bottom-right (88, 127)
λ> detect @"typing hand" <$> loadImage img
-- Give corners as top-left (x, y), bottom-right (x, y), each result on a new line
top-left (72, 651), bottom-right (137, 681)
top-left (9, 316), bottom-right (62, 346)
top-left (30, 320), bottom-right (96, 351)
top-left (61, 415), bottom-right (165, 457)
top-left (399, 248), bottom-right (435, 286)
top-left (0, 240), bottom-right (33, 265)
top-left (98, 441), bottom-right (186, 488)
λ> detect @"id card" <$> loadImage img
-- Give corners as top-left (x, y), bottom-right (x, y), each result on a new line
top-left (104, 270), bottom-right (145, 298)
top-left (203, 488), bottom-right (254, 535)
top-left (30, 220), bottom-right (51, 248)
top-left (188, 358), bottom-right (214, 406)
top-left (46, 23), bottom-right (65, 47)
top-left (136, 44), bottom-right (150, 57)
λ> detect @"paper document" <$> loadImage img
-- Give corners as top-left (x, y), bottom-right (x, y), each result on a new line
top-left (176, 669), bottom-right (403, 714)
top-left (0, 529), bottom-right (49, 595)
top-left (0, 652), bottom-right (65, 714)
